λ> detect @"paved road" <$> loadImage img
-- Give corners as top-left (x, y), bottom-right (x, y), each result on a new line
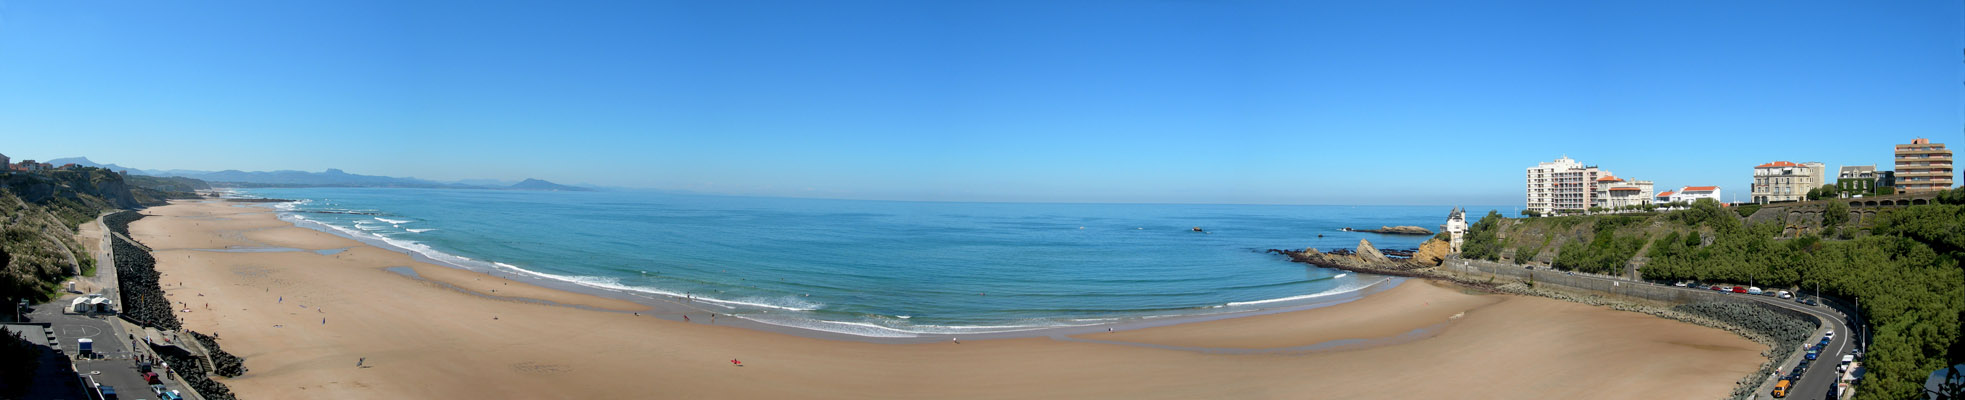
top-left (22, 210), bottom-right (203, 400)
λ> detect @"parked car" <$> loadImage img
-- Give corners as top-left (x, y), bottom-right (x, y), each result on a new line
top-left (1749, 287), bottom-right (1764, 295)
top-left (1825, 330), bottom-right (1834, 338)
top-left (1712, 285), bottom-right (1727, 291)
top-left (1806, 350), bottom-right (1819, 361)
top-left (161, 390), bottom-right (183, 400)
top-left (1778, 290), bottom-right (1793, 299)
top-left (1838, 355), bottom-right (1854, 372)
top-left (1732, 286), bottom-right (1748, 293)
top-left (1773, 379), bottom-right (1792, 398)
top-left (1674, 281), bottom-right (1690, 287)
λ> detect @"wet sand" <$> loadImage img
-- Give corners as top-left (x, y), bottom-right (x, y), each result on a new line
top-left (135, 199), bottom-right (1764, 399)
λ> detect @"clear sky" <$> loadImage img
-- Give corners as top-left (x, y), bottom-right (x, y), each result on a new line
top-left (1, 1), bottom-right (1959, 205)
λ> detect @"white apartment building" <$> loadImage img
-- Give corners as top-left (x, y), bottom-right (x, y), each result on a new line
top-left (1751, 161), bottom-right (1826, 204)
top-left (1593, 176), bottom-right (1654, 210)
top-left (1526, 156), bottom-right (1610, 215)
top-left (1671, 186), bottom-right (1721, 203)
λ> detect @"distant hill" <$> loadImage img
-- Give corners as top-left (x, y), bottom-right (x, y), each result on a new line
top-left (172, 168), bottom-right (472, 188)
top-left (510, 178), bottom-right (592, 191)
top-left (45, 157), bottom-right (141, 173)
top-left (39, 156), bottom-right (599, 191)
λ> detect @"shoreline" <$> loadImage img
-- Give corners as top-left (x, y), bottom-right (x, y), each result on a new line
top-left (258, 195), bottom-right (1411, 343)
top-left (134, 199), bottom-right (1765, 399)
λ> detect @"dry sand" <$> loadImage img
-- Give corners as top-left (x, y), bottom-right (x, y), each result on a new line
top-left (135, 200), bottom-right (1764, 399)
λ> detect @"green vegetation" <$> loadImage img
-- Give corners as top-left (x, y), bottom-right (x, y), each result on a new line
top-left (0, 166), bottom-right (173, 306)
top-left (0, 192), bottom-right (92, 303)
top-left (1460, 210), bottom-right (1505, 261)
top-left (1733, 203), bottom-right (1762, 218)
top-left (1466, 192), bottom-right (1965, 399)
top-left (1550, 215), bottom-right (1648, 274)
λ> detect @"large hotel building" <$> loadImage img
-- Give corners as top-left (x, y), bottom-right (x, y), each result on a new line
top-left (1525, 156), bottom-right (1609, 215)
top-left (1894, 138), bottom-right (1954, 193)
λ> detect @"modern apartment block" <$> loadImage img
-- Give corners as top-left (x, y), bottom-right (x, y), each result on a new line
top-left (1894, 138), bottom-right (1954, 193)
top-left (1751, 161), bottom-right (1826, 204)
top-left (1526, 156), bottom-right (1609, 215)
top-left (1657, 186), bottom-right (1721, 204)
top-left (1592, 176), bottom-right (1654, 210)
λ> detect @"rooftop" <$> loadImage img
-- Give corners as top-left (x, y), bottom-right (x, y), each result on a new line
top-left (1756, 161), bottom-right (1800, 168)
top-left (1682, 186), bottom-right (1719, 192)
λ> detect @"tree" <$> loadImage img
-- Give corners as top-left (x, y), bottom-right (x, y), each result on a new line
top-left (1939, 187), bottom-right (1965, 205)
top-left (1823, 200), bottom-right (1849, 227)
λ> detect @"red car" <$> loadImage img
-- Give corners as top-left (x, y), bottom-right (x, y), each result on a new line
top-left (1732, 286), bottom-right (1748, 293)
top-left (1711, 285), bottom-right (1727, 291)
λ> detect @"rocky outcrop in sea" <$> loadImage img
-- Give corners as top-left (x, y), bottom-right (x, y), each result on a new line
top-left (1341, 226), bottom-right (1434, 235)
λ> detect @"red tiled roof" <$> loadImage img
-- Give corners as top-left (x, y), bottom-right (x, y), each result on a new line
top-left (1656, 191), bottom-right (1675, 197)
top-left (1756, 161), bottom-right (1799, 168)
top-left (1609, 187), bottom-right (1641, 191)
top-left (1596, 176), bottom-right (1622, 182)
top-left (1682, 186), bottom-right (1718, 192)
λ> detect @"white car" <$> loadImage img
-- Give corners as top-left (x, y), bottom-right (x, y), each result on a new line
top-left (1826, 330), bottom-right (1834, 338)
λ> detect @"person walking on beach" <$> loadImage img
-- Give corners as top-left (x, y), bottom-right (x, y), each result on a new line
top-left (952, 338), bottom-right (960, 344)
top-left (357, 357), bottom-right (365, 367)
top-left (683, 315), bottom-right (690, 322)
top-left (711, 314), bottom-right (717, 324)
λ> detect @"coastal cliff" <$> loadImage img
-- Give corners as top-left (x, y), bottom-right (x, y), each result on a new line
top-left (0, 166), bottom-right (204, 304)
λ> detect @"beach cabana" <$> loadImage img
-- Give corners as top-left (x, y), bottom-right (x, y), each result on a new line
top-left (69, 294), bottom-right (115, 314)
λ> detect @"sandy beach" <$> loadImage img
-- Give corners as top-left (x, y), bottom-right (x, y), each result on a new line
top-left (133, 199), bottom-right (1763, 399)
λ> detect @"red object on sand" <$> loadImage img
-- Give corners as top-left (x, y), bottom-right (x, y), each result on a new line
top-left (730, 359), bottom-right (742, 366)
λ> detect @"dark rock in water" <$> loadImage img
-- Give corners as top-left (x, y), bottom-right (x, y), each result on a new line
top-left (1343, 225), bottom-right (1434, 235)
top-left (1191, 227), bottom-right (1204, 232)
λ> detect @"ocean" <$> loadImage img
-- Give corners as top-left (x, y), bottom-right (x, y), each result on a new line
top-left (236, 187), bottom-right (1493, 338)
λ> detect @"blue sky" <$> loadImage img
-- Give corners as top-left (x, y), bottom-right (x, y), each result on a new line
top-left (0, 1), bottom-right (1958, 205)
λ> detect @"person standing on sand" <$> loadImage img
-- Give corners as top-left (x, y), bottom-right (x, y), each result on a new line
top-left (683, 315), bottom-right (690, 322)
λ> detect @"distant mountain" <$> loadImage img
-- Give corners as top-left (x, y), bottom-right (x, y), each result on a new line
top-left (45, 157), bottom-right (141, 172)
top-left (38, 156), bottom-right (597, 191)
top-left (165, 168), bottom-right (474, 188)
top-left (509, 178), bottom-right (592, 191)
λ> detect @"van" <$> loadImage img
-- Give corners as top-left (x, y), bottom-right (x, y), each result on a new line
top-left (1778, 290), bottom-right (1792, 299)
top-left (1839, 355), bottom-right (1854, 372)
top-left (1773, 380), bottom-right (1792, 397)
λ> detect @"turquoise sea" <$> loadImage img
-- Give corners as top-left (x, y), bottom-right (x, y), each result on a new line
top-left (237, 187), bottom-right (1497, 338)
